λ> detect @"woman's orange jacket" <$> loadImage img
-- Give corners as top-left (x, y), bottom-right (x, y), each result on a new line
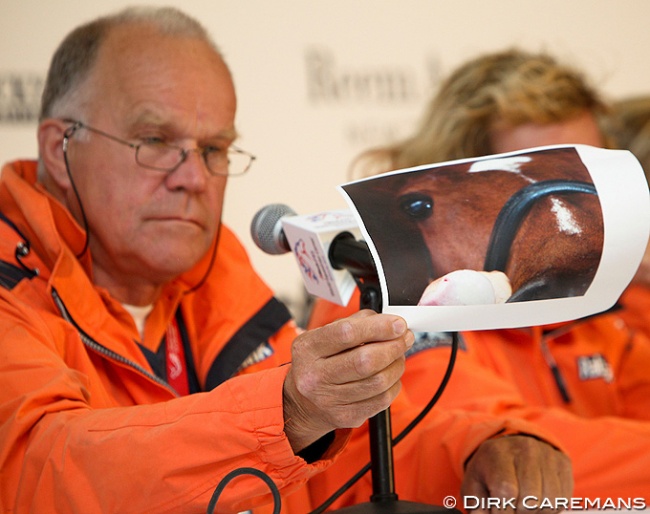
top-left (308, 286), bottom-right (650, 500)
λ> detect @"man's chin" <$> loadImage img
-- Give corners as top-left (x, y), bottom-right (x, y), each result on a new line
top-left (146, 245), bottom-right (212, 276)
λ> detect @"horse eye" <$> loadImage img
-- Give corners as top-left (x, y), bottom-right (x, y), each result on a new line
top-left (399, 193), bottom-right (433, 220)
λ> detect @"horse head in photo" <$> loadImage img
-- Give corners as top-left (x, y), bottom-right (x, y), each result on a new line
top-left (345, 147), bottom-right (604, 305)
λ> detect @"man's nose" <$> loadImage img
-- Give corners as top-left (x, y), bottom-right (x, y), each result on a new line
top-left (166, 148), bottom-right (212, 191)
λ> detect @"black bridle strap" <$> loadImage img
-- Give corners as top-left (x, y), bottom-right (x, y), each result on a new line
top-left (484, 179), bottom-right (598, 272)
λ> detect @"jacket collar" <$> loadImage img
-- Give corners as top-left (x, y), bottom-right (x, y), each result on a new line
top-left (0, 160), bottom-right (218, 359)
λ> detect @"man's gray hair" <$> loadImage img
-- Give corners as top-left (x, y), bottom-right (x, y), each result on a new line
top-left (39, 6), bottom-right (222, 121)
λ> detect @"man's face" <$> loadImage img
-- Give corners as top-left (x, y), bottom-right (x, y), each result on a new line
top-left (63, 25), bottom-right (237, 298)
top-left (489, 110), bottom-right (605, 154)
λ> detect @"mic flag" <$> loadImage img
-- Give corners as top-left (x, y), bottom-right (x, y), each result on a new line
top-left (251, 205), bottom-right (363, 306)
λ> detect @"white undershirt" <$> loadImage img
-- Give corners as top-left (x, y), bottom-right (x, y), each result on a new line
top-left (122, 303), bottom-right (154, 340)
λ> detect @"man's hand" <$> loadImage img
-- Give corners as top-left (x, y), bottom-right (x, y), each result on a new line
top-left (461, 435), bottom-right (573, 514)
top-left (283, 310), bottom-right (414, 452)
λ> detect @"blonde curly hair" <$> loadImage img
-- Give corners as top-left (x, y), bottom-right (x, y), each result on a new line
top-left (609, 96), bottom-right (650, 178)
top-left (351, 48), bottom-right (611, 178)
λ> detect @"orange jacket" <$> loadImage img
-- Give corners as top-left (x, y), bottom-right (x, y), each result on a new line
top-left (619, 283), bottom-right (650, 341)
top-left (0, 161), bottom-right (567, 514)
top-left (0, 161), bottom-right (350, 513)
top-left (309, 287), bottom-right (650, 499)
top-left (255, 383), bottom-right (569, 514)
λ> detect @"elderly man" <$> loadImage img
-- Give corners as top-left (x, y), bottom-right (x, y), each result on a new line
top-left (0, 9), bottom-right (571, 513)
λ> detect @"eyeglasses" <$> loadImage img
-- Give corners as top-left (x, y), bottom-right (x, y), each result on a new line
top-left (61, 119), bottom-right (255, 176)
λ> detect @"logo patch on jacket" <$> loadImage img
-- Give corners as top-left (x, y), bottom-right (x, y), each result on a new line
top-left (239, 342), bottom-right (274, 370)
top-left (406, 332), bottom-right (466, 358)
top-left (577, 354), bottom-right (613, 383)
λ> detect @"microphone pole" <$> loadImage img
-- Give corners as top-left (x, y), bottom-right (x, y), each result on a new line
top-left (328, 233), bottom-right (454, 514)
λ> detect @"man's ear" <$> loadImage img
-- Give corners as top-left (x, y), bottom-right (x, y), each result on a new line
top-left (38, 119), bottom-right (72, 189)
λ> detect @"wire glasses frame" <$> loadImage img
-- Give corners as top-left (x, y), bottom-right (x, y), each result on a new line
top-left (61, 119), bottom-right (255, 176)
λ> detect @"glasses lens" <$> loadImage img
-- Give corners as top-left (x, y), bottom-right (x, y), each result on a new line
top-left (136, 143), bottom-right (184, 171)
top-left (206, 148), bottom-right (253, 176)
top-left (136, 142), bottom-right (254, 175)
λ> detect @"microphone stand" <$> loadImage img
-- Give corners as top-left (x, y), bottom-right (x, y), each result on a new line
top-left (328, 234), bottom-right (458, 514)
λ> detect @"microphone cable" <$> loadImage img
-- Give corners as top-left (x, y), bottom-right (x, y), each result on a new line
top-left (205, 331), bottom-right (458, 514)
top-left (308, 331), bottom-right (460, 513)
top-left (207, 466), bottom-right (281, 514)
top-left (61, 121), bottom-right (91, 259)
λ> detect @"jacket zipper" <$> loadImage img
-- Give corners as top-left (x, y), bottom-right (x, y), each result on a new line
top-left (539, 334), bottom-right (571, 403)
top-left (537, 305), bottom-right (622, 404)
top-left (51, 287), bottom-right (178, 395)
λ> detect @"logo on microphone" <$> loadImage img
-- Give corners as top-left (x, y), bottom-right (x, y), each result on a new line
top-left (294, 239), bottom-right (320, 284)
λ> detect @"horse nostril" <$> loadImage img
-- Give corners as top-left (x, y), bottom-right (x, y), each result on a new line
top-left (399, 193), bottom-right (433, 220)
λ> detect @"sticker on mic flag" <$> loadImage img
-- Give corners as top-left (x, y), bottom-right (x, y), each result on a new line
top-left (337, 145), bottom-right (650, 332)
top-left (281, 210), bottom-right (361, 306)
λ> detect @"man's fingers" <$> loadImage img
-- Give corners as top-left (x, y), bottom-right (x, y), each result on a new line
top-left (539, 451), bottom-right (573, 509)
top-left (291, 342), bottom-right (407, 417)
top-left (283, 312), bottom-right (413, 451)
top-left (318, 379), bottom-right (404, 429)
top-left (322, 338), bottom-right (410, 385)
top-left (313, 352), bottom-right (406, 403)
top-left (461, 436), bottom-right (573, 514)
top-left (298, 312), bottom-right (410, 359)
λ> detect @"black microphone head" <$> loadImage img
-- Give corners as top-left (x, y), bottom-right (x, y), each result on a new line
top-left (250, 203), bottom-right (296, 255)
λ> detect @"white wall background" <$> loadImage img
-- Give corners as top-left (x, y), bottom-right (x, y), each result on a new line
top-left (2, 0), bottom-right (650, 319)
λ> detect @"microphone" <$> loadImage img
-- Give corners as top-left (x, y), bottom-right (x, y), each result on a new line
top-left (251, 204), bottom-right (375, 306)
top-left (250, 203), bottom-right (295, 255)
